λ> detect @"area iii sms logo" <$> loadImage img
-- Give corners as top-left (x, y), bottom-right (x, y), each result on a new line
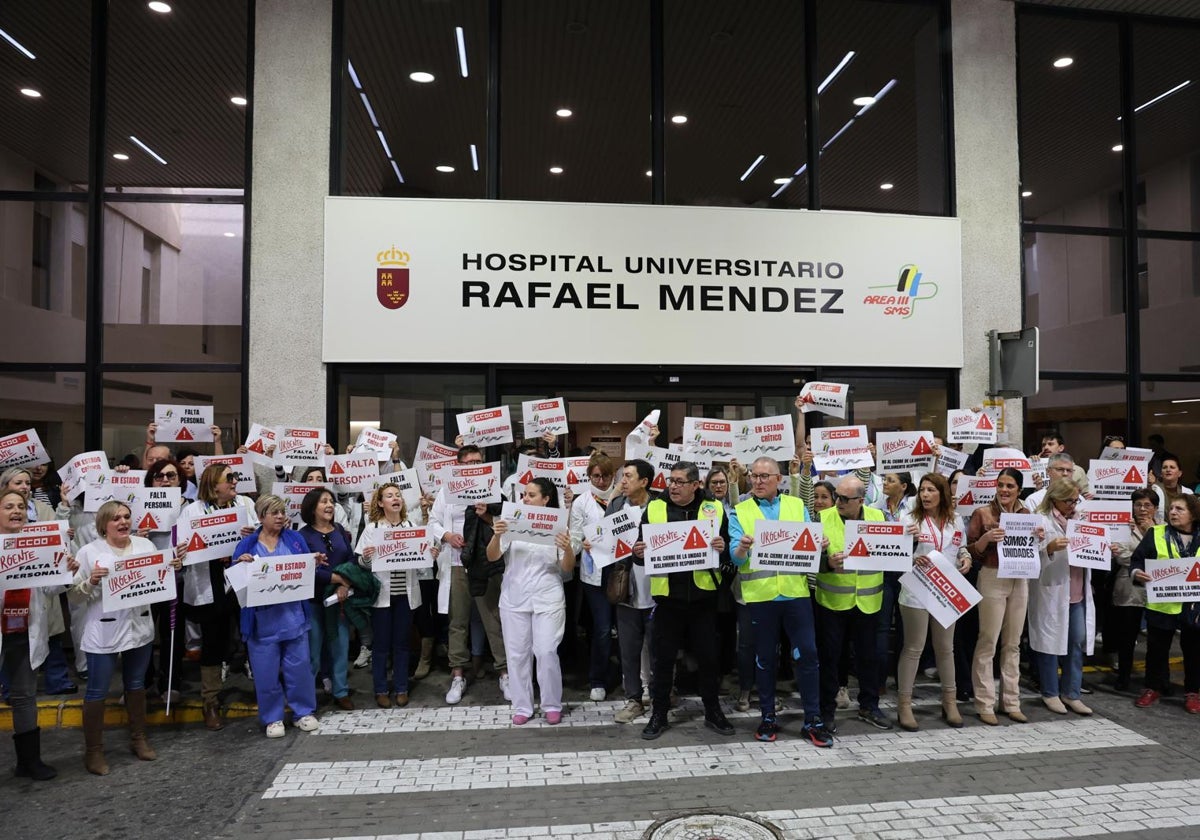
top-left (864, 264), bottom-right (937, 318)
top-left (377, 245), bottom-right (410, 310)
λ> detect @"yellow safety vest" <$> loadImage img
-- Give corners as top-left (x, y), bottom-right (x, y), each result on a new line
top-left (646, 497), bottom-right (724, 598)
top-left (815, 505), bottom-right (886, 613)
top-left (1146, 525), bottom-right (1184, 616)
top-left (734, 495), bottom-right (810, 601)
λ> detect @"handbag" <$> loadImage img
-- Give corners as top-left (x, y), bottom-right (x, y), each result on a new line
top-left (605, 561), bottom-right (631, 605)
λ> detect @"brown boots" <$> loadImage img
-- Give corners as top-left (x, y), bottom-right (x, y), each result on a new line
top-left (83, 699), bottom-right (109, 776)
top-left (412, 638), bottom-right (434, 680)
top-left (897, 694), bottom-right (919, 731)
top-left (201, 665), bottom-right (224, 731)
top-left (942, 687), bottom-right (964, 728)
top-left (126, 690), bottom-right (157, 761)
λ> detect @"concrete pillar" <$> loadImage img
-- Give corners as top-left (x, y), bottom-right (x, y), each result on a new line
top-left (952, 0), bottom-right (1025, 445)
top-left (249, 0), bottom-right (331, 430)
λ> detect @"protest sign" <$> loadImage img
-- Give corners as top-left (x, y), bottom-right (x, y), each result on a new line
top-left (84, 470), bottom-right (146, 512)
top-left (59, 451), bottom-right (110, 501)
top-left (513, 455), bottom-right (569, 493)
top-left (100, 550), bottom-right (176, 612)
top-left (1101, 445), bottom-right (1154, 463)
top-left (626, 444), bottom-right (683, 493)
top-left (1088, 459), bottom-right (1148, 500)
top-left (369, 468), bottom-right (423, 511)
top-left (735, 415), bottom-right (796, 463)
top-left (124, 487), bottom-right (182, 532)
top-left (0, 527), bottom-right (71, 590)
top-left (325, 453), bottom-right (379, 495)
top-left (899, 550), bottom-right (982, 629)
top-left (456, 406), bottom-right (515, 447)
top-left (195, 454), bottom-right (257, 495)
top-left (588, 507), bottom-right (640, 569)
top-left (955, 476), bottom-right (997, 517)
top-left (947, 409), bottom-right (996, 444)
top-left (797, 381), bottom-right (849, 419)
top-left (354, 427), bottom-right (397, 461)
top-left (0, 429), bottom-right (50, 469)
top-left (414, 436), bottom-right (459, 462)
top-left (1078, 499), bottom-right (1132, 546)
top-left (372, 527), bottom-right (435, 572)
top-left (811, 425), bottom-right (873, 472)
top-left (416, 456), bottom-right (457, 494)
top-left (242, 423), bottom-right (277, 466)
top-left (935, 445), bottom-right (969, 478)
top-left (1146, 558), bottom-right (1200, 603)
top-left (1067, 521), bottom-right (1111, 571)
top-left (246, 553), bottom-right (316, 607)
top-left (842, 520), bottom-right (911, 572)
top-left (625, 410), bottom-right (661, 458)
top-left (980, 447), bottom-right (1033, 480)
top-left (178, 507), bottom-right (246, 564)
top-left (273, 482), bottom-right (330, 527)
top-left (499, 501), bottom-right (567, 547)
top-left (521, 398), bottom-right (569, 438)
top-left (997, 512), bottom-right (1042, 579)
top-left (274, 427), bottom-right (327, 470)
top-left (643, 518), bottom-right (717, 576)
top-left (751, 521), bottom-right (823, 574)
top-left (441, 462), bottom-right (501, 505)
top-left (877, 431), bottom-right (936, 474)
top-left (154, 404), bottom-right (214, 443)
top-left (682, 418), bottom-right (736, 460)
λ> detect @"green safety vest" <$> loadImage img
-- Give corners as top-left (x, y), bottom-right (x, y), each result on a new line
top-left (814, 505), bottom-right (886, 613)
top-left (1146, 525), bottom-right (1184, 616)
top-left (734, 495), bottom-right (810, 601)
top-left (646, 497), bottom-right (724, 598)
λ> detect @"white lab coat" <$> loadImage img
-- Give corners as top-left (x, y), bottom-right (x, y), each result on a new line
top-left (898, 513), bottom-right (965, 610)
top-left (180, 495), bottom-right (259, 607)
top-left (355, 519), bottom-right (423, 610)
top-left (1027, 514), bottom-right (1095, 657)
top-left (70, 536), bottom-right (158, 654)
top-left (0, 579), bottom-right (51, 670)
top-left (568, 491), bottom-right (609, 587)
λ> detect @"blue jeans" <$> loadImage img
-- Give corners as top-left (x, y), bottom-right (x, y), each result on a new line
top-left (581, 582), bottom-right (613, 689)
top-left (248, 633), bottom-right (316, 725)
top-left (749, 598), bottom-right (821, 720)
top-left (736, 603), bottom-right (755, 692)
top-left (42, 633), bottom-right (75, 692)
top-left (372, 596), bottom-right (413, 695)
top-left (85, 643), bottom-right (154, 701)
top-left (876, 572), bottom-right (902, 693)
top-left (309, 606), bottom-right (351, 698)
top-left (1035, 600), bottom-right (1086, 700)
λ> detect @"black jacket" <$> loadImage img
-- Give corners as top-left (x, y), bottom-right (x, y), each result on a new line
top-left (636, 492), bottom-right (731, 605)
top-left (460, 502), bottom-right (505, 596)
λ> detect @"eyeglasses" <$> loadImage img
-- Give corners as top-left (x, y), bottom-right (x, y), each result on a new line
top-left (666, 477), bottom-right (695, 487)
top-left (748, 473), bottom-right (780, 482)
top-left (589, 472), bottom-right (606, 480)
top-left (835, 494), bottom-right (862, 503)
top-left (154, 471), bottom-right (179, 481)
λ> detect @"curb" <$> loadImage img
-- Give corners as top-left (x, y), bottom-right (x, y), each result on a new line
top-left (0, 698), bottom-right (259, 731)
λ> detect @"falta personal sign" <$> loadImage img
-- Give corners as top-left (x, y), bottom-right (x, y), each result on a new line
top-left (323, 197), bottom-right (963, 367)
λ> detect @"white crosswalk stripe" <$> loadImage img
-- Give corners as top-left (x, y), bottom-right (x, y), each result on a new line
top-left (265, 717), bottom-right (1151, 799)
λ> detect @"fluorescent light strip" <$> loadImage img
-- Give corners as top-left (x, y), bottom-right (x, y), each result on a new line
top-left (1135, 79), bottom-right (1191, 113)
top-left (456, 27), bottom-right (468, 78)
top-left (347, 60), bottom-right (363, 90)
top-left (855, 78), bottom-right (896, 116)
top-left (470, 144), bottom-right (479, 171)
top-left (1171, 398), bottom-right (1200, 404)
top-left (375, 129), bottom-right (393, 160)
top-left (390, 160), bottom-right (405, 184)
top-left (817, 51), bottom-right (855, 94)
top-left (129, 135), bottom-right (167, 165)
top-left (739, 154), bottom-right (765, 181)
top-left (0, 27), bottom-right (35, 59)
top-left (822, 118), bottom-right (855, 151)
top-left (360, 92), bottom-right (379, 128)
top-left (771, 163), bottom-right (809, 199)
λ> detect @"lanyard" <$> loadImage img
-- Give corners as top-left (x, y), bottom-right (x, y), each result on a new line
top-left (920, 518), bottom-right (945, 553)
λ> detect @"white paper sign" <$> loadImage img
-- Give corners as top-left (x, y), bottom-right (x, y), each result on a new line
top-left (947, 409), bottom-right (997, 444)
top-left (1087, 459), bottom-right (1149, 500)
top-left (1101, 446), bottom-right (1154, 462)
top-left (154, 404), bottom-right (214, 443)
top-left (980, 447), bottom-right (1033, 480)
top-left (877, 431), bottom-right (936, 474)
top-left (415, 436), bottom-right (459, 462)
top-left (643, 518), bottom-right (717, 576)
top-left (441, 462), bottom-right (502, 505)
top-left (370, 468), bottom-right (423, 513)
top-left (626, 445), bottom-right (683, 493)
top-left (1067, 521), bottom-right (1111, 571)
top-left (242, 423), bottom-right (277, 466)
top-left (84, 470), bottom-right (146, 513)
top-left (178, 507), bottom-right (247, 564)
top-left (842, 520), bottom-right (912, 572)
top-left (521, 397), bottom-right (569, 438)
top-left (0, 428), bottom-right (51, 469)
top-left (735, 415), bottom-right (796, 463)
top-left (325, 453), bottom-right (379, 495)
top-left (100, 550), bottom-right (176, 612)
top-left (455, 406), bottom-right (515, 447)
top-left (955, 476), bottom-right (997, 517)
top-left (223, 560), bottom-right (250, 608)
top-left (751, 521), bottom-right (823, 574)
top-left (1078, 499), bottom-right (1132, 546)
top-left (935, 445), bottom-right (970, 478)
top-left (194, 454), bottom-right (257, 495)
top-left (373, 527), bottom-right (435, 571)
top-left (499, 501), bottom-right (567, 547)
top-left (997, 512), bottom-right (1042, 579)
top-left (682, 418), bottom-right (736, 460)
top-left (625, 410), bottom-right (661, 458)
top-left (124, 487), bottom-right (182, 532)
top-left (246, 553), bottom-right (316, 607)
top-left (59, 451), bottom-right (110, 501)
top-left (588, 507), bottom-right (640, 570)
top-left (811, 425), bottom-right (873, 472)
top-left (355, 427), bottom-right (397, 461)
top-left (1146, 558), bottom-right (1200, 603)
top-left (0, 527), bottom-right (71, 590)
top-left (899, 550), bottom-right (981, 629)
top-left (273, 482), bottom-right (331, 527)
top-left (416, 456), bottom-right (458, 494)
top-left (798, 381), bottom-right (849, 419)
top-left (274, 427), bottom-right (327, 470)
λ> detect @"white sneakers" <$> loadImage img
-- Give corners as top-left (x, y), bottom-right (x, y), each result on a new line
top-left (265, 721), bottom-right (285, 738)
top-left (835, 686), bottom-right (851, 709)
top-left (499, 673), bottom-right (511, 701)
top-left (295, 714), bottom-right (320, 732)
top-left (353, 647), bottom-right (372, 669)
top-left (590, 687), bottom-right (607, 702)
top-left (446, 674), bottom-right (467, 705)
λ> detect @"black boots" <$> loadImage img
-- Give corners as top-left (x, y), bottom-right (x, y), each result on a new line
top-left (13, 728), bottom-right (57, 781)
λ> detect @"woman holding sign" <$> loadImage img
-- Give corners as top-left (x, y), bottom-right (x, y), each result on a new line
top-left (487, 477), bottom-right (575, 725)
top-left (1130, 495), bottom-right (1200, 712)
top-left (71, 500), bottom-right (182, 775)
top-left (232, 494), bottom-right (320, 737)
top-left (1110, 489), bottom-right (1157, 691)
top-left (568, 453), bottom-right (620, 702)
top-left (1029, 479), bottom-right (1095, 716)
top-left (896, 474), bottom-right (972, 731)
top-left (141, 459), bottom-right (190, 704)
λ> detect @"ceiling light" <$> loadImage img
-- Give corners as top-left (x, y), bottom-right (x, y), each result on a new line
top-left (148, 1), bottom-right (172, 12)
top-left (112, 153), bottom-right (129, 161)
top-left (360, 92), bottom-right (379, 127)
top-left (670, 114), bottom-right (688, 124)
top-left (470, 144), bottom-right (479, 171)
top-left (390, 159), bottom-right (405, 185)
top-left (1112, 143), bottom-right (1123, 152)
top-left (740, 154), bottom-right (766, 182)
top-left (773, 177), bottom-right (792, 185)
top-left (556, 108), bottom-right (573, 118)
top-left (19, 88), bottom-right (41, 98)
top-left (455, 26), bottom-right (468, 78)
top-left (436, 165), bottom-right (455, 173)
top-left (130, 135), bottom-right (167, 164)
top-left (645, 170), bottom-right (652, 177)
top-left (1170, 398), bottom-right (1200, 404)
top-left (818, 51), bottom-right (855, 94)
top-left (853, 96), bottom-right (875, 106)
top-left (230, 96), bottom-right (247, 106)
top-left (409, 71), bottom-right (435, 83)
top-left (375, 129), bottom-right (393, 159)
top-left (347, 60), bottom-right (362, 90)
top-left (1134, 79), bottom-right (1191, 113)
top-left (223, 232), bottom-right (236, 237)
top-left (1021, 190), bottom-right (1033, 197)
top-left (880, 182), bottom-right (894, 190)
top-left (0, 28), bottom-right (36, 60)
top-left (855, 79), bottom-right (896, 117)
top-left (549, 166), bottom-right (563, 174)
top-left (1053, 57), bottom-right (1073, 68)
top-left (772, 163), bottom-right (807, 199)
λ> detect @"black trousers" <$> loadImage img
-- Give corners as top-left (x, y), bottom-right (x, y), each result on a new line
top-left (815, 601), bottom-right (880, 718)
top-left (1110, 605), bottom-right (1144, 684)
top-left (651, 599), bottom-right (720, 714)
top-left (1145, 620), bottom-right (1200, 692)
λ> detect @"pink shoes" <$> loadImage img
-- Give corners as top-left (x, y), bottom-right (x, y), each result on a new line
top-left (512, 714), bottom-right (530, 725)
top-left (545, 710), bottom-right (562, 725)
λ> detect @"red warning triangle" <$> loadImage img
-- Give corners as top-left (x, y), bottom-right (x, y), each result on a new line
top-left (682, 526), bottom-right (708, 550)
top-left (247, 438), bottom-right (266, 454)
top-left (651, 474), bottom-right (666, 491)
top-left (959, 492), bottom-right (974, 505)
top-left (801, 393), bottom-right (815, 404)
top-left (138, 512), bottom-right (158, 530)
top-left (186, 531), bottom-right (208, 552)
top-left (566, 470), bottom-right (581, 484)
top-left (976, 413), bottom-right (994, 430)
top-left (911, 437), bottom-right (933, 456)
top-left (792, 529), bottom-right (817, 552)
top-left (518, 470), bottom-right (534, 484)
top-left (848, 538), bottom-right (870, 557)
top-left (329, 461), bottom-right (345, 475)
top-left (614, 539), bottom-right (633, 559)
top-left (1123, 466), bottom-right (1144, 484)
top-left (1187, 563), bottom-right (1200, 583)
top-left (175, 426), bottom-right (195, 441)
